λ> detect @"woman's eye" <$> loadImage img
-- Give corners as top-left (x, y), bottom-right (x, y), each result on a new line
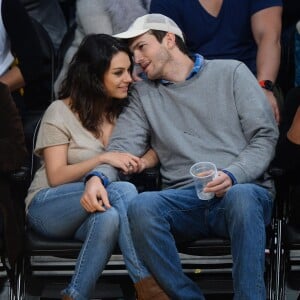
top-left (114, 71), bottom-right (123, 76)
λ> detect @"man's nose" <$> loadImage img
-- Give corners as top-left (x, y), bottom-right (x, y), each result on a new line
top-left (133, 51), bottom-right (142, 64)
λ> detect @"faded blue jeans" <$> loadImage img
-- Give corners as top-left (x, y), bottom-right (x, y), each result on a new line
top-left (27, 181), bottom-right (149, 300)
top-left (128, 183), bottom-right (273, 300)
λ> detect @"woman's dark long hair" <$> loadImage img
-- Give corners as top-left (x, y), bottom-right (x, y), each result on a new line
top-left (58, 34), bottom-right (133, 138)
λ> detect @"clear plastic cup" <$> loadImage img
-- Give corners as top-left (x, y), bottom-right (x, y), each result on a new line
top-left (190, 162), bottom-right (217, 200)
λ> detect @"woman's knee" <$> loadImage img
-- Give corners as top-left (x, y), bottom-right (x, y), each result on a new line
top-left (108, 181), bottom-right (138, 206)
top-left (90, 208), bottom-right (120, 239)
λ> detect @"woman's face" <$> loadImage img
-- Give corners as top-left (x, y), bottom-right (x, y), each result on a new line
top-left (103, 51), bottom-right (133, 99)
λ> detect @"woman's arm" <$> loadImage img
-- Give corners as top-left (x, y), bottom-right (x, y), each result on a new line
top-left (43, 144), bottom-right (141, 186)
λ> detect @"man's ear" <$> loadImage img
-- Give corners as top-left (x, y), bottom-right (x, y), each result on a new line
top-left (164, 32), bottom-right (177, 49)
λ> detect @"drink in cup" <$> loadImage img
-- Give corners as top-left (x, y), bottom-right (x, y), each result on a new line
top-left (190, 162), bottom-right (217, 200)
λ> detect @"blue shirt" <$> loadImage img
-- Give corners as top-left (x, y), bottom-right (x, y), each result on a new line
top-left (161, 53), bottom-right (203, 85)
top-left (150, 0), bottom-right (282, 75)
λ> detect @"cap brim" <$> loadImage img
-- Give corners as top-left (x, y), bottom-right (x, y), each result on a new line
top-left (113, 29), bottom-right (149, 39)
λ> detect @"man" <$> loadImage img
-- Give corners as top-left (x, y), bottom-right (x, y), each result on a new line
top-left (81, 14), bottom-right (279, 299)
top-left (150, 0), bottom-right (282, 123)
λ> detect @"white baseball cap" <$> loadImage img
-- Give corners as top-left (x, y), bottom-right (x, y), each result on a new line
top-left (114, 13), bottom-right (184, 41)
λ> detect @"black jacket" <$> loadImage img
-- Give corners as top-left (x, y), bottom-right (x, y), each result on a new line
top-left (0, 82), bottom-right (27, 267)
top-left (1, 0), bottom-right (47, 110)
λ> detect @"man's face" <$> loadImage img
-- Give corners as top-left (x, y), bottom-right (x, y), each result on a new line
top-left (129, 33), bottom-right (171, 80)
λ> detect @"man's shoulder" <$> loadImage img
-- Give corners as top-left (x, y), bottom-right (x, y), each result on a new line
top-left (203, 59), bottom-right (246, 75)
top-left (130, 80), bottom-right (158, 94)
top-left (204, 58), bottom-right (242, 68)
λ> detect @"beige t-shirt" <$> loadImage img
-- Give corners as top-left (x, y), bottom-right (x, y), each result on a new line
top-left (25, 100), bottom-right (105, 210)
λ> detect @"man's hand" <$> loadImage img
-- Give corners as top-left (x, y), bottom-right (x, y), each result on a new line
top-left (80, 176), bottom-right (111, 212)
top-left (264, 89), bottom-right (280, 124)
top-left (204, 171), bottom-right (233, 198)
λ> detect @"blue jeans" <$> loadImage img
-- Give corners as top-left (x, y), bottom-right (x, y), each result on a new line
top-left (128, 183), bottom-right (273, 300)
top-left (27, 181), bottom-right (149, 300)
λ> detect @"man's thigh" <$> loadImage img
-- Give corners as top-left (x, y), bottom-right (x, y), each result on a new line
top-left (135, 186), bottom-right (221, 242)
top-left (207, 183), bottom-right (273, 238)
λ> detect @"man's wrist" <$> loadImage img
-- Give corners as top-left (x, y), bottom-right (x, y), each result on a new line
top-left (84, 171), bottom-right (109, 187)
top-left (222, 169), bottom-right (237, 185)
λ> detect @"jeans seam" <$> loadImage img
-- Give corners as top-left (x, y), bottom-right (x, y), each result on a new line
top-left (109, 184), bottom-right (146, 281)
top-left (71, 215), bottom-right (96, 296)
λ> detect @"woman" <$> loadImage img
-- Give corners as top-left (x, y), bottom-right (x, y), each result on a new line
top-left (25, 34), bottom-right (157, 300)
top-left (54, 0), bottom-right (151, 95)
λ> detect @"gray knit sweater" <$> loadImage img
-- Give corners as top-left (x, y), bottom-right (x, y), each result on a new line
top-left (95, 59), bottom-right (279, 193)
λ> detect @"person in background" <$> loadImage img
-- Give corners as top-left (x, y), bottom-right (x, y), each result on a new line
top-left (54, 0), bottom-right (151, 95)
top-left (295, 22), bottom-right (300, 87)
top-left (274, 87), bottom-right (300, 174)
top-left (0, 0), bottom-right (44, 113)
top-left (150, 0), bottom-right (282, 123)
top-left (0, 81), bottom-right (27, 270)
top-left (20, 0), bottom-right (68, 50)
top-left (83, 14), bottom-right (279, 299)
top-left (25, 34), bottom-right (159, 300)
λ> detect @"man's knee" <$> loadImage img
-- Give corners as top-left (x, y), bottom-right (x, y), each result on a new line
top-left (128, 192), bottom-right (158, 225)
top-left (224, 184), bottom-right (264, 220)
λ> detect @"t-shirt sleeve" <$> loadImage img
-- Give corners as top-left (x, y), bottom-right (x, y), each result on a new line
top-left (251, 0), bottom-right (282, 15)
top-left (34, 123), bottom-right (70, 157)
top-left (34, 103), bottom-right (70, 156)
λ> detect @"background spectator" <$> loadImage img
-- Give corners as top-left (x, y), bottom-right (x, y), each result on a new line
top-left (20, 0), bottom-right (68, 50)
top-left (150, 0), bottom-right (282, 122)
top-left (0, 82), bottom-right (27, 268)
top-left (54, 0), bottom-right (150, 95)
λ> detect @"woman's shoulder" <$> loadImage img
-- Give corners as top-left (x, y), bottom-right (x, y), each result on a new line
top-left (41, 100), bottom-right (70, 123)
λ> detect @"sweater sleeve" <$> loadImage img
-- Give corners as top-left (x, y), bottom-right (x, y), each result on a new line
top-left (92, 85), bottom-right (151, 182)
top-left (224, 63), bottom-right (279, 183)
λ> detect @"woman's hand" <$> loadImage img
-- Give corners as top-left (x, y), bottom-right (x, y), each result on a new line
top-left (100, 152), bottom-right (140, 174)
top-left (80, 176), bottom-right (110, 212)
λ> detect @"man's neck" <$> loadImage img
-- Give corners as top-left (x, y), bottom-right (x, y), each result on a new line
top-left (162, 54), bottom-right (195, 83)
